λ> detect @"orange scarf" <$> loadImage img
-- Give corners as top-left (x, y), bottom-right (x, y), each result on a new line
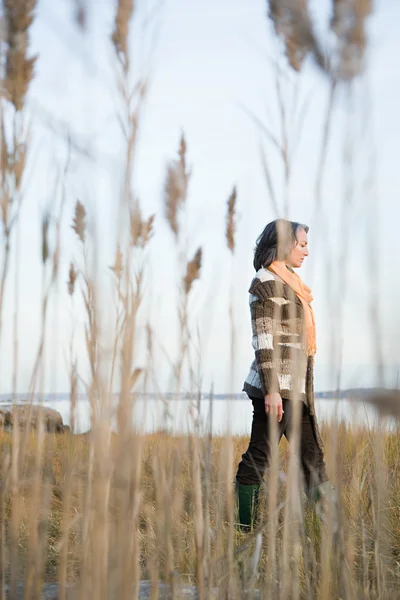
top-left (268, 261), bottom-right (317, 356)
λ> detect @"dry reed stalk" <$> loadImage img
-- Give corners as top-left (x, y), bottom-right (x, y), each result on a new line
top-left (338, 454), bottom-right (358, 598)
top-left (115, 325), bottom-right (144, 596)
top-left (322, 100), bottom-right (361, 594)
top-left (23, 423), bottom-right (45, 599)
top-left (0, 452), bottom-right (9, 600)
top-left (370, 426), bottom-right (391, 596)
top-left (111, 197), bottom-right (151, 442)
top-left (82, 2), bottom-right (153, 595)
top-left (110, 245), bottom-right (124, 280)
top-left (74, 227), bottom-right (145, 597)
top-left (110, 0), bottom-right (150, 400)
top-left (69, 356), bottom-right (78, 434)
top-left (169, 237), bottom-right (202, 402)
top-left (82, 273), bottom-right (101, 423)
top-left (217, 437), bottom-right (237, 597)
top-left (90, 426), bottom-right (114, 600)
top-left (8, 166), bottom-right (65, 596)
top-left (189, 435), bottom-right (205, 599)
top-left (116, 263), bottom-right (143, 431)
top-left (33, 483), bottom-right (52, 597)
top-left (9, 416), bottom-right (21, 598)
top-left (240, 65), bottom-right (295, 216)
top-left (174, 292), bottom-right (195, 394)
top-left (108, 246), bottom-right (125, 398)
top-left (265, 416), bottom-right (280, 597)
top-left (318, 90), bottom-right (363, 597)
top-left (152, 447), bottom-right (176, 593)
top-left (27, 172), bottom-right (66, 400)
top-left (67, 250), bottom-right (78, 541)
top-left (57, 433), bottom-right (76, 600)
top-left (280, 394), bottom-right (303, 600)
top-left (319, 423), bottom-right (342, 599)
top-left (310, 78), bottom-right (337, 236)
top-left (225, 186), bottom-right (237, 253)
top-left (202, 390), bottom-right (213, 598)
top-left (259, 139), bottom-right (280, 217)
top-left (78, 438), bottom-right (94, 600)
top-left (163, 133), bottom-right (204, 465)
top-left (345, 441), bottom-right (364, 593)
top-left (6, 230), bottom-right (52, 600)
top-left (0, 1), bottom-right (36, 340)
top-left (274, 69), bottom-right (291, 216)
top-left (212, 444), bottom-right (226, 586)
top-left (147, 554), bottom-right (159, 600)
top-left (128, 436), bottom-right (144, 599)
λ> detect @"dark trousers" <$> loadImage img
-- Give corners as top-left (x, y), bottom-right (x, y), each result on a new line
top-left (236, 396), bottom-right (328, 491)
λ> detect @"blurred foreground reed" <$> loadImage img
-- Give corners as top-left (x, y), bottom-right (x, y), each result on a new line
top-left (0, 419), bottom-right (399, 598)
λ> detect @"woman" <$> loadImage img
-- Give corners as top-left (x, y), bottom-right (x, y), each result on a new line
top-left (235, 219), bottom-right (335, 529)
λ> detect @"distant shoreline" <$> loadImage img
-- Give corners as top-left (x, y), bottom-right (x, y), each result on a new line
top-left (0, 388), bottom-right (395, 403)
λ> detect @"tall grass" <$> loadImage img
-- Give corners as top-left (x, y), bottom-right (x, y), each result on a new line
top-left (0, 423), bottom-right (399, 597)
top-left (0, 0), bottom-right (396, 598)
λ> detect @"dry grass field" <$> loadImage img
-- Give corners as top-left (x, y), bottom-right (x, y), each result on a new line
top-left (0, 420), bottom-right (399, 598)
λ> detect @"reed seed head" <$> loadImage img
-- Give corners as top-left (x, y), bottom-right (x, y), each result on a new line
top-left (130, 202), bottom-right (155, 248)
top-left (68, 263), bottom-right (77, 296)
top-left (3, 0), bottom-right (38, 111)
top-left (331, 0), bottom-right (373, 80)
top-left (130, 202), bottom-right (142, 247)
top-left (164, 134), bottom-right (189, 239)
top-left (141, 214), bottom-right (155, 247)
top-left (110, 245), bottom-right (124, 279)
top-left (268, 0), bottom-right (315, 72)
top-left (183, 248), bottom-right (202, 295)
top-left (112, 0), bottom-right (134, 70)
top-left (72, 200), bottom-right (86, 243)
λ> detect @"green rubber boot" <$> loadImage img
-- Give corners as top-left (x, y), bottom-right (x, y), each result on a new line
top-left (309, 481), bottom-right (338, 531)
top-left (235, 479), bottom-right (261, 532)
top-left (309, 480), bottom-right (337, 504)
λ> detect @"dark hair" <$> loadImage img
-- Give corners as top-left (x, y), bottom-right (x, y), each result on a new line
top-left (253, 219), bottom-right (309, 271)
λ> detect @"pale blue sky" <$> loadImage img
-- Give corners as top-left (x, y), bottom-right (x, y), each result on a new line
top-left (1, 0), bottom-right (400, 395)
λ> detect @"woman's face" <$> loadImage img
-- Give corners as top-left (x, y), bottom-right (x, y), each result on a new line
top-left (285, 228), bottom-right (308, 268)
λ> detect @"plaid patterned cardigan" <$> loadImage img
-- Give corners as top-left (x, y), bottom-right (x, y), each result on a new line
top-left (243, 267), bottom-right (323, 450)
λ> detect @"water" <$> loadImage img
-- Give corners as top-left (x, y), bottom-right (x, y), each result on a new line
top-left (0, 394), bottom-right (385, 435)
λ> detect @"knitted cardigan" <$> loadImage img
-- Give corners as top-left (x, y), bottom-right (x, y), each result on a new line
top-left (243, 267), bottom-right (323, 450)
